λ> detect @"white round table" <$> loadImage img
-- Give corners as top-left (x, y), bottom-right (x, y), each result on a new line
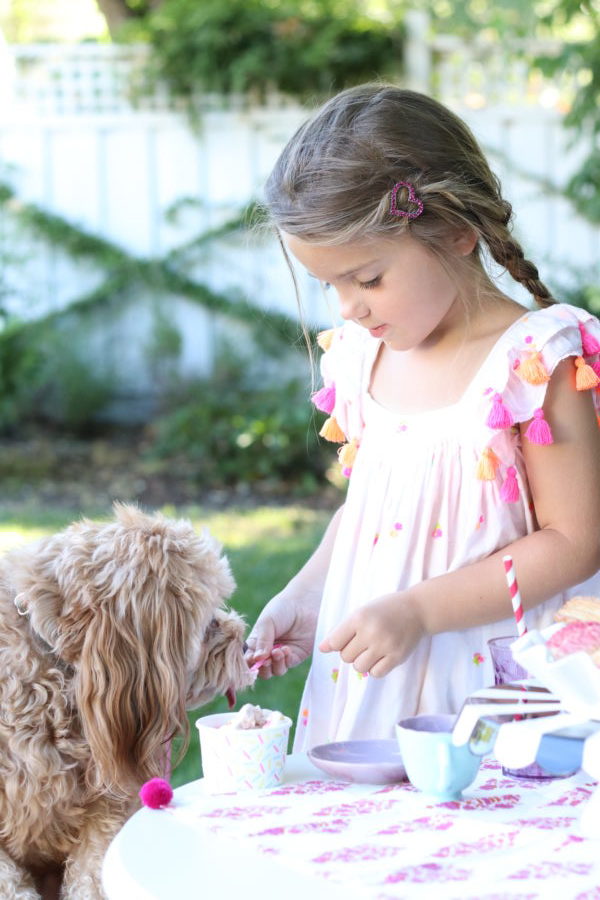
top-left (102, 754), bottom-right (354, 900)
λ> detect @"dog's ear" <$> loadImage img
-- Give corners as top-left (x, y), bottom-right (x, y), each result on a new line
top-left (76, 583), bottom-right (191, 797)
top-left (72, 509), bottom-right (233, 797)
top-left (8, 532), bottom-right (70, 649)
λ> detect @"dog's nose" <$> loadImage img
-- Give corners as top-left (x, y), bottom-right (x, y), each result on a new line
top-left (242, 641), bottom-right (248, 654)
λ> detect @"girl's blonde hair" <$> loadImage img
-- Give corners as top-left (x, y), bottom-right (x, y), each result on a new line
top-left (265, 83), bottom-right (554, 308)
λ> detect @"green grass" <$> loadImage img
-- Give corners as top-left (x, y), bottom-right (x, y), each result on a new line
top-left (0, 503), bottom-right (330, 788)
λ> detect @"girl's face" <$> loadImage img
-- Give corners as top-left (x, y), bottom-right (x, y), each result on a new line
top-left (284, 232), bottom-right (473, 352)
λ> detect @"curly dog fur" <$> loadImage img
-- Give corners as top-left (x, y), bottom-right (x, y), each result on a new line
top-left (0, 504), bottom-right (255, 899)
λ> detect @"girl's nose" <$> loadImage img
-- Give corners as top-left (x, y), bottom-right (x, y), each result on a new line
top-left (338, 289), bottom-right (368, 322)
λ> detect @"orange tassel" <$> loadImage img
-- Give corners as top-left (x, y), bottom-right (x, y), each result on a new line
top-left (476, 447), bottom-right (500, 481)
top-left (575, 356), bottom-right (600, 391)
top-left (518, 351), bottom-right (550, 385)
top-left (319, 415), bottom-right (345, 442)
top-left (317, 329), bottom-right (335, 352)
top-left (338, 438), bottom-right (359, 467)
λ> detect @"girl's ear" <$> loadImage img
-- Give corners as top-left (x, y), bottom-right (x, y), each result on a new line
top-left (451, 227), bottom-right (478, 256)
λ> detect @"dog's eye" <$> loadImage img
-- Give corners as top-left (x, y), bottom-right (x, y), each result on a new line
top-left (205, 617), bottom-right (219, 636)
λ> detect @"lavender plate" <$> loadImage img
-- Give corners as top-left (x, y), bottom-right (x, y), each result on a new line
top-left (308, 739), bottom-right (407, 784)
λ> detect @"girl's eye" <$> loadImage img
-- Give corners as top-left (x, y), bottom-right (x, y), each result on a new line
top-left (359, 276), bottom-right (382, 290)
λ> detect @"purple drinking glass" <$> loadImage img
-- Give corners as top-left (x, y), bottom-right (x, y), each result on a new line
top-left (487, 636), bottom-right (572, 780)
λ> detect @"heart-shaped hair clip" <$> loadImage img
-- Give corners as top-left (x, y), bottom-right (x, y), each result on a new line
top-left (390, 181), bottom-right (424, 219)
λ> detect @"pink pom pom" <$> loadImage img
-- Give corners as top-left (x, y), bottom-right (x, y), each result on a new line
top-left (139, 778), bottom-right (173, 809)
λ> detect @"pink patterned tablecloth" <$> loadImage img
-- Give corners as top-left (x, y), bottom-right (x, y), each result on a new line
top-left (159, 754), bottom-right (600, 900)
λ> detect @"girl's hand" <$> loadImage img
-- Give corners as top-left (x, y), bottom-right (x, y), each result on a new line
top-left (245, 589), bottom-right (321, 679)
top-left (319, 592), bottom-right (425, 678)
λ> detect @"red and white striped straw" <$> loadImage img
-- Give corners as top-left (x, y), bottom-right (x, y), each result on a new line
top-left (503, 554), bottom-right (527, 636)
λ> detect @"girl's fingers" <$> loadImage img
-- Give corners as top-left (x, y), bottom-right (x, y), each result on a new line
top-left (319, 622), bottom-right (357, 654)
top-left (250, 643), bottom-right (291, 678)
top-left (245, 619), bottom-right (276, 662)
top-left (369, 656), bottom-right (396, 678)
top-left (257, 659), bottom-right (273, 679)
top-left (352, 648), bottom-right (377, 675)
top-left (337, 634), bottom-right (368, 665)
top-left (269, 645), bottom-right (288, 677)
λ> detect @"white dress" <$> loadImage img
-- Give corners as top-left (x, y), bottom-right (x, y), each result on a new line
top-left (294, 302), bottom-right (600, 751)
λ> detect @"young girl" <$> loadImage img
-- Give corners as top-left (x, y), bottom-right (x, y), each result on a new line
top-left (245, 84), bottom-right (600, 750)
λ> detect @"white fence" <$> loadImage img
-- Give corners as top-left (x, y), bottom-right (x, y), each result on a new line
top-left (0, 31), bottom-right (598, 412)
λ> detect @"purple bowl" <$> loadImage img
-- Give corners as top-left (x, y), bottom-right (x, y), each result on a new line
top-left (308, 739), bottom-right (407, 784)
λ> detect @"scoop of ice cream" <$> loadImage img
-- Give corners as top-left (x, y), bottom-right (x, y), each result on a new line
top-left (546, 621), bottom-right (600, 665)
top-left (223, 703), bottom-right (286, 730)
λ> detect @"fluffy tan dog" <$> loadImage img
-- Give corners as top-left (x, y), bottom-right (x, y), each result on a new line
top-left (0, 504), bottom-right (255, 899)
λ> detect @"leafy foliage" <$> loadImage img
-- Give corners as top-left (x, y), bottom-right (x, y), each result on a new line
top-left (535, 2), bottom-right (600, 224)
top-left (146, 346), bottom-right (330, 492)
top-left (0, 318), bottom-right (117, 434)
top-left (128, 0), bottom-right (404, 102)
top-left (431, 0), bottom-right (600, 225)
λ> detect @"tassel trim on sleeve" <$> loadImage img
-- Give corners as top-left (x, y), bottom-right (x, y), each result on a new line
top-left (319, 415), bottom-right (346, 443)
top-left (338, 438), bottom-right (359, 468)
top-left (579, 322), bottom-right (600, 356)
top-left (575, 356), bottom-right (600, 391)
top-left (311, 383), bottom-right (336, 414)
top-left (486, 393), bottom-right (514, 429)
top-left (500, 465), bottom-right (520, 502)
top-left (316, 329), bottom-right (335, 352)
top-left (518, 350), bottom-right (550, 385)
top-left (476, 447), bottom-right (500, 481)
top-left (525, 408), bottom-right (553, 445)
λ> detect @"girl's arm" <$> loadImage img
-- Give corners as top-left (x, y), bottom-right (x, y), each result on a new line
top-left (320, 358), bottom-right (600, 677)
top-left (246, 504), bottom-right (345, 678)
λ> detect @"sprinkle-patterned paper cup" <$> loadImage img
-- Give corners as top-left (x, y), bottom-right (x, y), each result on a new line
top-left (196, 711), bottom-right (292, 792)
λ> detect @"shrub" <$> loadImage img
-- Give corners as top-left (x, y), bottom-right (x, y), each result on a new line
top-left (133, 0), bottom-right (404, 103)
top-left (146, 348), bottom-right (330, 491)
top-left (0, 320), bottom-right (117, 435)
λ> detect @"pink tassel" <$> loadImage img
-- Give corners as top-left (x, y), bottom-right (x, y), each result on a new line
top-left (500, 466), bottom-right (520, 502)
top-left (579, 322), bottom-right (600, 356)
top-left (591, 360), bottom-right (600, 378)
top-left (311, 383), bottom-right (336, 414)
top-left (525, 408), bottom-right (554, 445)
top-left (486, 393), bottom-right (514, 429)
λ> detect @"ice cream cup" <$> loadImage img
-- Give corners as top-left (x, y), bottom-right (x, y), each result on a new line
top-left (396, 713), bottom-right (481, 801)
top-left (196, 711), bottom-right (292, 793)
